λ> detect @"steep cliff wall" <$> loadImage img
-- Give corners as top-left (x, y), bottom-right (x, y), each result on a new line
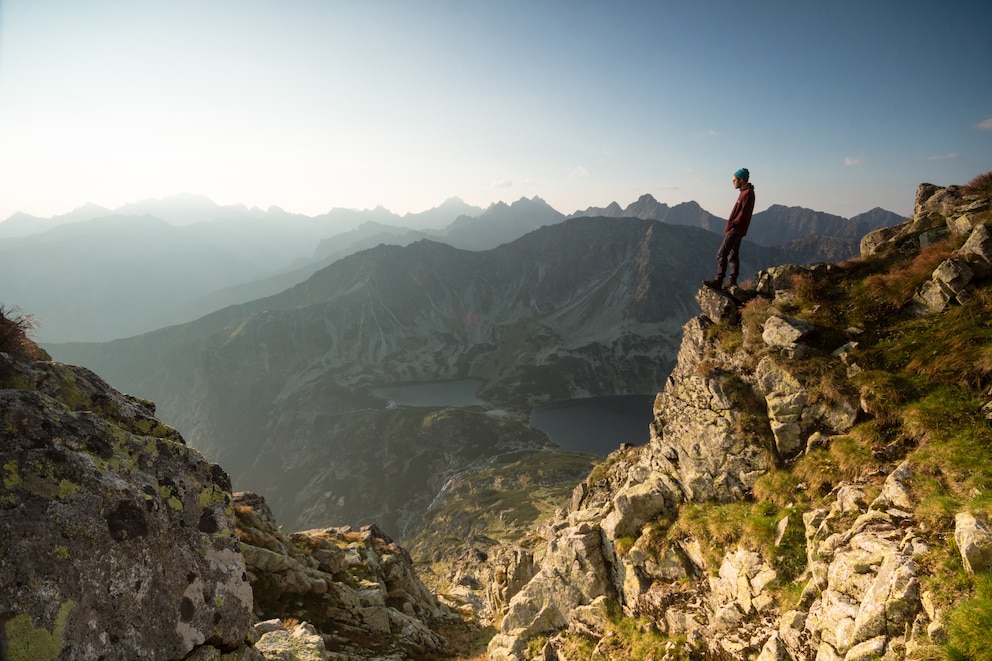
top-left (483, 182), bottom-right (992, 660)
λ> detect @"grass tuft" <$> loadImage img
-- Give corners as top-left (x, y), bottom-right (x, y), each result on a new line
top-left (962, 170), bottom-right (992, 199)
top-left (945, 572), bottom-right (992, 661)
top-left (0, 305), bottom-right (42, 360)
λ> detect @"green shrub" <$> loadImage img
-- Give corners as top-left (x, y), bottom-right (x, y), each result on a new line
top-left (946, 572), bottom-right (992, 661)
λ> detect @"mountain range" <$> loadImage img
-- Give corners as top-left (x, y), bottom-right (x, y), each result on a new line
top-left (29, 191), bottom-right (901, 536)
top-left (5, 176), bottom-right (991, 660)
top-left (1, 193), bottom-right (903, 343)
top-left (49, 211), bottom-right (883, 537)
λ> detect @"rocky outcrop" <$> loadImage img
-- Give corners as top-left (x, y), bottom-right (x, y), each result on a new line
top-left (912, 222), bottom-right (992, 314)
top-left (486, 183), bottom-right (992, 659)
top-left (234, 492), bottom-right (450, 660)
top-left (0, 352), bottom-right (260, 660)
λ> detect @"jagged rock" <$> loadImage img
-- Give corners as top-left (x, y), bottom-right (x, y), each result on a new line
top-left (254, 620), bottom-right (326, 661)
top-left (709, 549), bottom-right (777, 617)
top-left (569, 595), bottom-right (611, 638)
top-left (860, 223), bottom-right (906, 257)
top-left (762, 315), bottom-right (814, 351)
top-left (798, 464), bottom-right (927, 660)
top-left (849, 551), bottom-right (919, 648)
top-left (752, 264), bottom-right (808, 295)
top-left (486, 546), bottom-right (539, 619)
top-left (756, 631), bottom-right (788, 661)
top-left (650, 316), bottom-right (771, 504)
top-left (933, 258), bottom-right (974, 291)
top-left (493, 521), bottom-right (614, 639)
top-left (916, 183), bottom-right (963, 218)
top-left (755, 356), bottom-right (808, 458)
top-left (696, 285), bottom-right (739, 324)
top-left (955, 221), bottom-right (992, 277)
top-left (912, 257), bottom-right (977, 314)
top-left (601, 475), bottom-right (677, 539)
top-left (234, 493), bottom-right (449, 659)
top-left (871, 461), bottom-right (914, 512)
top-left (954, 511), bottom-right (992, 574)
top-left (0, 354), bottom-right (260, 661)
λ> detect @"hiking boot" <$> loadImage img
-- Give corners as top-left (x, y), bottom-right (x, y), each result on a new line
top-left (703, 278), bottom-right (723, 289)
top-left (726, 279), bottom-right (738, 289)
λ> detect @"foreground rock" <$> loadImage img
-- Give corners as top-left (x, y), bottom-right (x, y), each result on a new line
top-left (0, 352), bottom-right (260, 660)
top-left (234, 492), bottom-right (451, 660)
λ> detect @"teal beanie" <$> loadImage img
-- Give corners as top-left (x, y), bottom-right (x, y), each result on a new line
top-left (734, 168), bottom-right (749, 181)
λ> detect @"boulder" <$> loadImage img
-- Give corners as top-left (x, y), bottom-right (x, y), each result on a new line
top-left (954, 511), bottom-right (992, 574)
top-left (752, 264), bottom-right (809, 295)
top-left (913, 257), bottom-right (976, 314)
top-left (696, 285), bottom-right (739, 325)
top-left (755, 356), bottom-right (807, 458)
top-left (0, 355), bottom-right (259, 661)
top-left (254, 620), bottom-right (327, 661)
top-left (860, 223), bottom-right (907, 257)
top-left (234, 493), bottom-right (449, 659)
top-left (955, 222), bottom-right (992, 278)
top-left (762, 315), bottom-right (814, 351)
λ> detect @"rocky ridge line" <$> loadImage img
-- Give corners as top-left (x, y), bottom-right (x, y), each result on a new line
top-left (478, 182), bottom-right (992, 660)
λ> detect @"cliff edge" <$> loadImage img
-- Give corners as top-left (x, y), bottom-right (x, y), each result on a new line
top-left (485, 179), bottom-right (992, 660)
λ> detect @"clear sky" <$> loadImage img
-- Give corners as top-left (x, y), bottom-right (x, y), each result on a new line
top-left (1, 0), bottom-right (990, 222)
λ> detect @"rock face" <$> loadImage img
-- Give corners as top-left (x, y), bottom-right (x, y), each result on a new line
top-left (0, 352), bottom-right (259, 660)
top-left (234, 492), bottom-right (450, 660)
top-left (485, 183), bottom-right (992, 660)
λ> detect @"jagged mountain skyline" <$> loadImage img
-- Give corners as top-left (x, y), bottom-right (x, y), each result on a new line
top-left (2, 190), bottom-right (903, 344)
top-left (0, 189), bottom-right (900, 233)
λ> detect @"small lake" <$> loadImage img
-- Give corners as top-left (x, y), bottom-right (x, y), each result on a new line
top-left (372, 378), bottom-right (486, 408)
top-left (529, 395), bottom-right (655, 456)
top-left (373, 380), bottom-right (655, 457)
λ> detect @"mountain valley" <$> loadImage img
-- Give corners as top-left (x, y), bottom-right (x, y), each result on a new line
top-left (8, 178), bottom-right (986, 660)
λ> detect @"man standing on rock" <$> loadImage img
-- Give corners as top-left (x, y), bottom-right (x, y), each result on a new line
top-left (704, 168), bottom-right (755, 290)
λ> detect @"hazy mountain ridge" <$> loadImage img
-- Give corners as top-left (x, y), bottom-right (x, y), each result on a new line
top-left (3, 192), bottom-right (900, 344)
top-left (49, 217), bottom-right (803, 535)
top-left (569, 194), bottom-right (905, 247)
top-left (0, 214), bottom-right (267, 342)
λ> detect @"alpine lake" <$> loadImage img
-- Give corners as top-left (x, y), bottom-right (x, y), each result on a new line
top-left (372, 378), bottom-right (654, 456)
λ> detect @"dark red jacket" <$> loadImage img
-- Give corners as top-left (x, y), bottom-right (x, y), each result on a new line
top-left (724, 182), bottom-right (755, 236)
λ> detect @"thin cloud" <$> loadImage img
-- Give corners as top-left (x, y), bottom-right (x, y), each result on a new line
top-left (977, 118), bottom-right (992, 130)
top-left (490, 179), bottom-right (513, 189)
top-left (844, 156), bottom-right (862, 167)
top-left (569, 166), bottom-right (590, 179)
top-left (695, 129), bottom-right (717, 138)
top-left (929, 153), bottom-right (960, 160)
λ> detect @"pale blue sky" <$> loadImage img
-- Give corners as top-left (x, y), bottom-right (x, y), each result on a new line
top-left (1, 0), bottom-right (990, 222)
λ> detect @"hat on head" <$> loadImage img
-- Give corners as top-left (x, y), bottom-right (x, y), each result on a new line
top-left (734, 168), bottom-right (749, 181)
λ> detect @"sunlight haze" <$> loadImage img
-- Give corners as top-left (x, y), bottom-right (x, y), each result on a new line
top-left (1, 0), bottom-right (990, 221)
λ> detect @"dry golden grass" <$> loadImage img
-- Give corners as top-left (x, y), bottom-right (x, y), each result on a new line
top-left (963, 170), bottom-right (992, 198)
top-left (0, 305), bottom-right (42, 360)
